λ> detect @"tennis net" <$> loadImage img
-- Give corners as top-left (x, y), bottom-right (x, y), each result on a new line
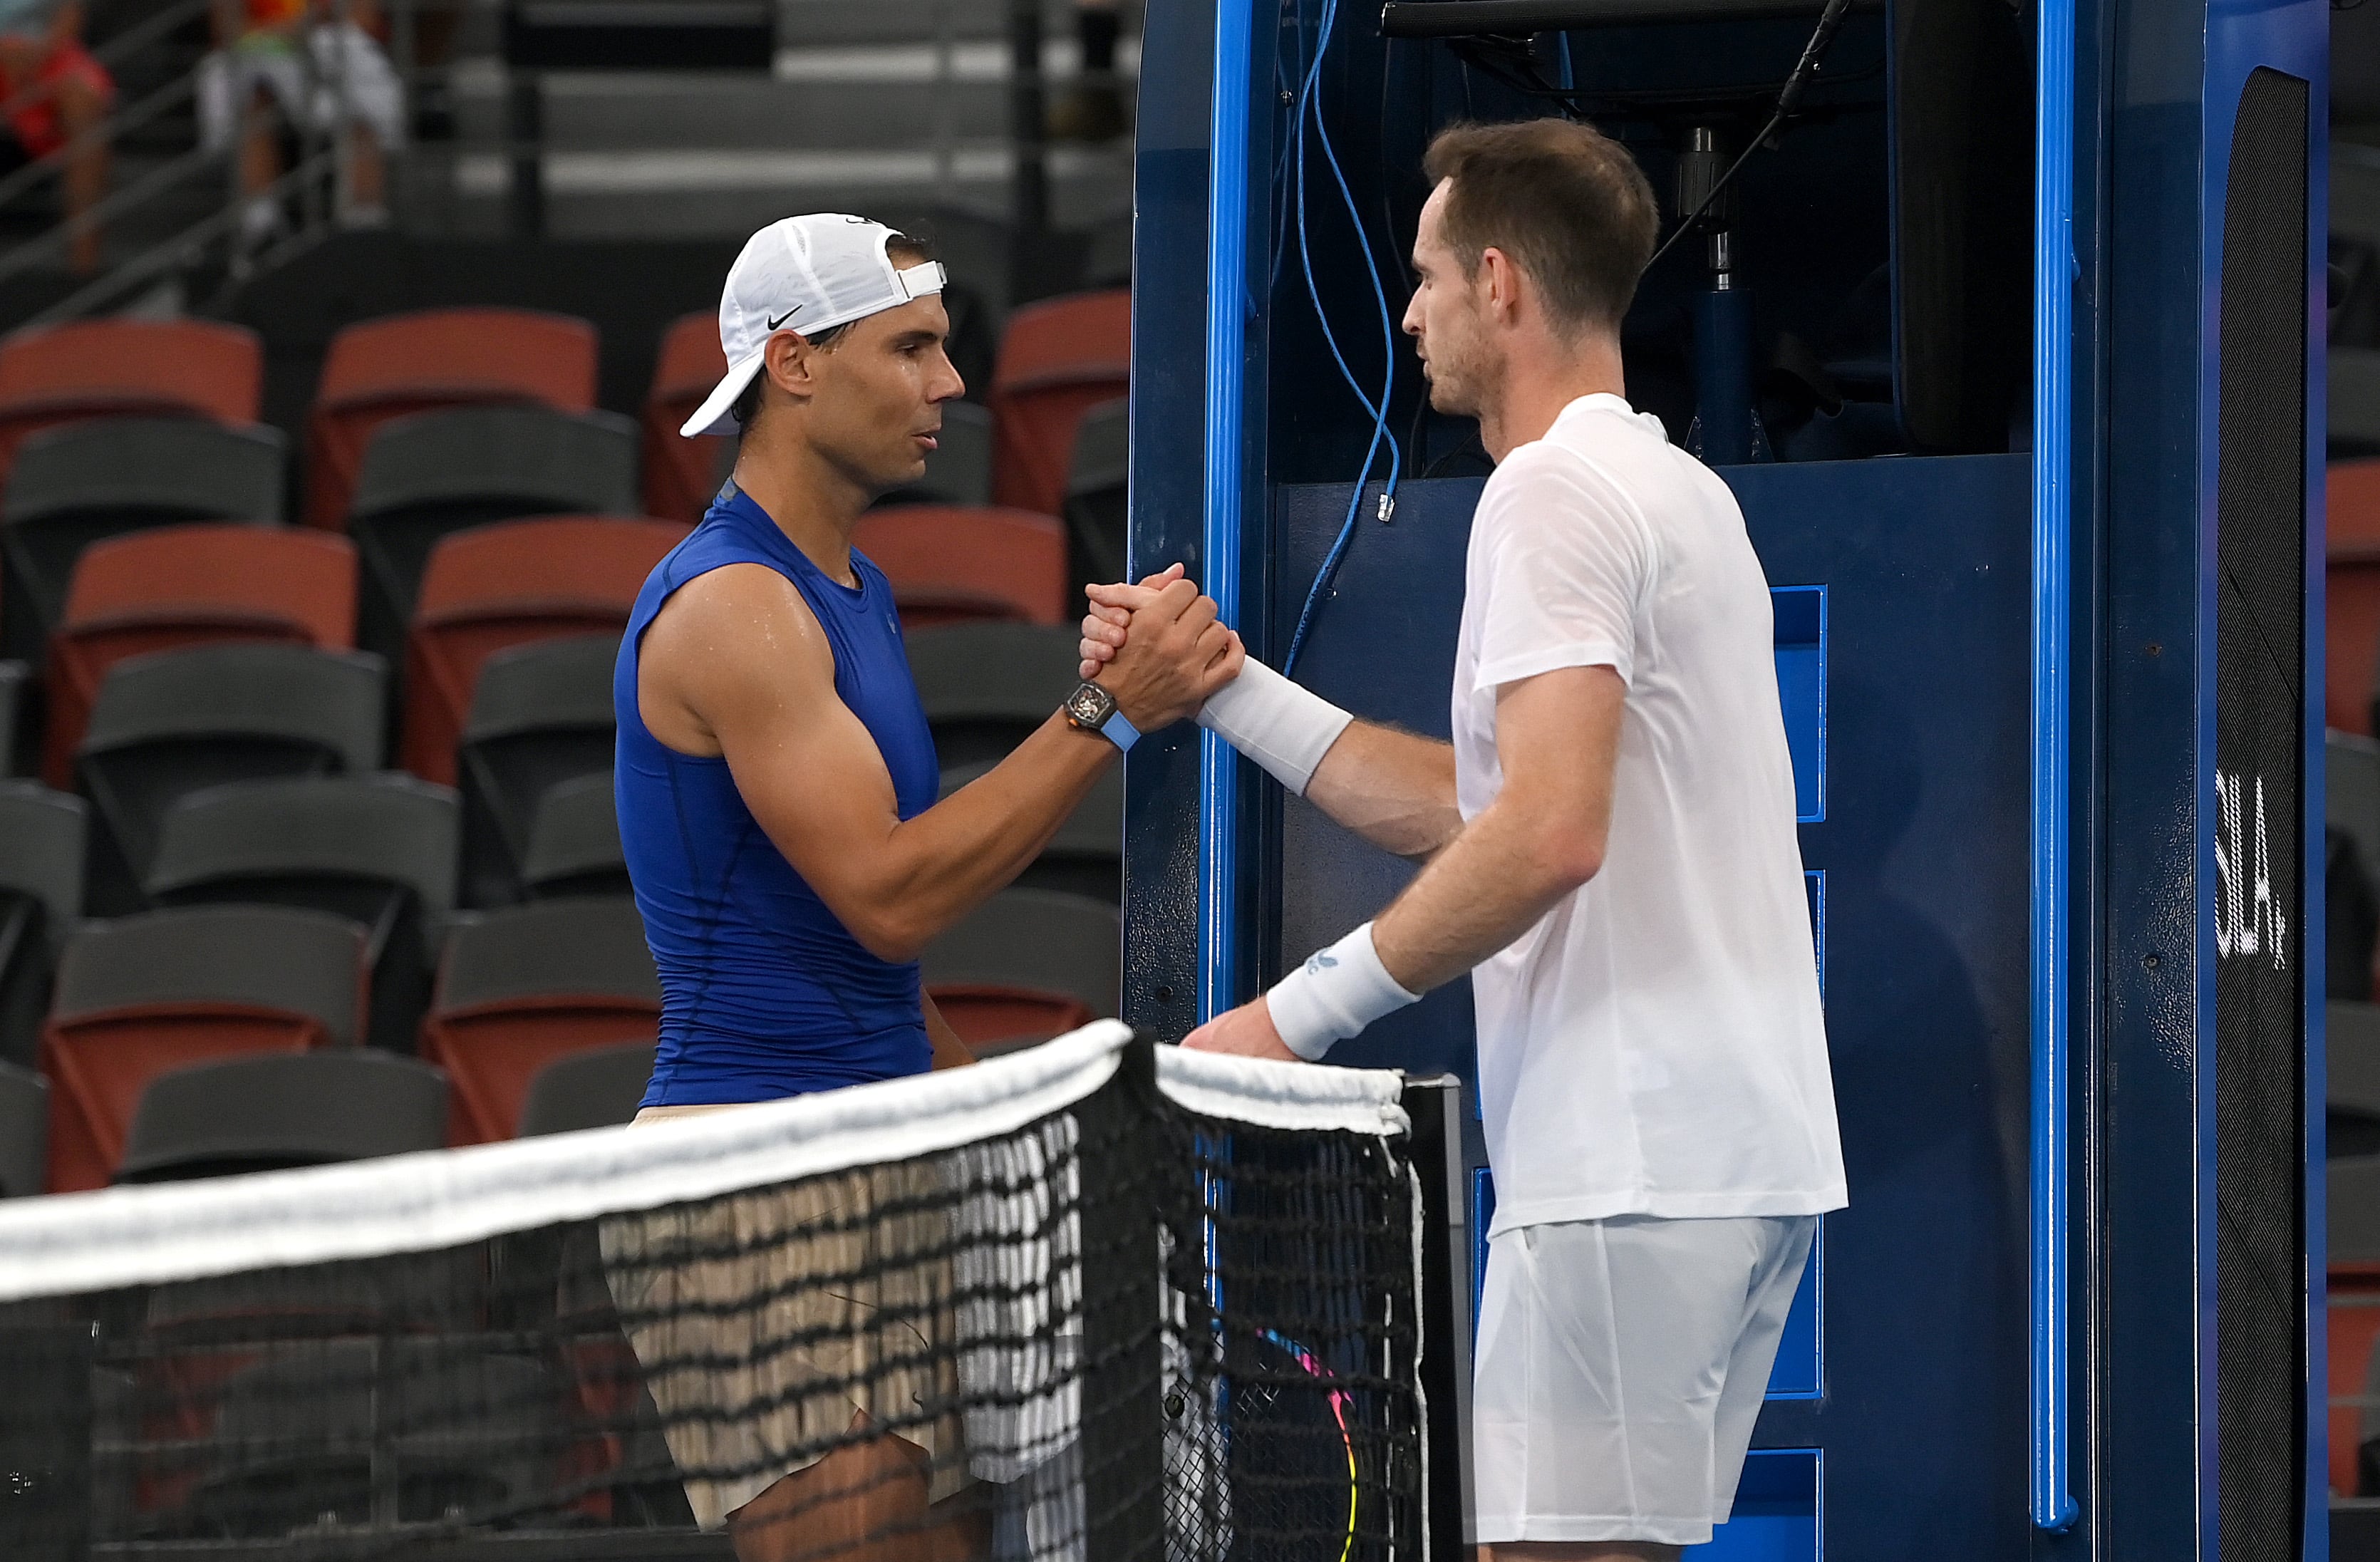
top-left (0, 1025), bottom-right (1433, 1561)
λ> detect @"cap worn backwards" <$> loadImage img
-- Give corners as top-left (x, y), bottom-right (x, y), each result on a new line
top-left (680, 214), bottom-right (949, 440)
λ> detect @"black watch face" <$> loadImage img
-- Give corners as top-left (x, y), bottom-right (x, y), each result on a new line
top-left (1067, 684), bottom-right (1114, 727)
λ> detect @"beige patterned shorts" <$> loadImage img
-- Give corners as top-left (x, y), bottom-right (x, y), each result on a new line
top-left (597, 1102), bottom-right (972, 1530)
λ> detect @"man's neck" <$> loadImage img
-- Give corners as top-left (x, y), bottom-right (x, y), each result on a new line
top-left (728, 434), bottom-right (874, 586)
top-left (1476, 332), bottom-right (1627, 463)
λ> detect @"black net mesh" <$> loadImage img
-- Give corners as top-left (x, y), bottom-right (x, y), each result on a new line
top-left (0, 1038), bottom-right (1427, 1562)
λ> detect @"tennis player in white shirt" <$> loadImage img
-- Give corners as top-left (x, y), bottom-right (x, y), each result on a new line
top-left (1079, 117), bottom-right (1847, 1559)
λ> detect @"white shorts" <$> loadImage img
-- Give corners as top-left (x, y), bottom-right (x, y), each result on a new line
top-left (1471, 1211), bottom-right (1816, 1546)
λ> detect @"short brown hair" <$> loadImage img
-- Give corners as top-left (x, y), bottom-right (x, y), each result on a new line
top-left (1422, 119), bottom-right (1658, 335)
top-left (733, 232), bottom-right (936, 430)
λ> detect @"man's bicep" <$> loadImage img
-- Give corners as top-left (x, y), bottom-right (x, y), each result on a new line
top-left (1493, 663), bottom-right (1625, 844)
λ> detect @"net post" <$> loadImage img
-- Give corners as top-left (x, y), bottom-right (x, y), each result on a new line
top-left (1080, 1031), bottom-right (1168, 1559)
top-left (1399, 1074), bottom-right (1469, 1560)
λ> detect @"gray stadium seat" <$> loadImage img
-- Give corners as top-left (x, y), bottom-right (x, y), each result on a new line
top-left (0, 657), bottom-right (24, 775)
top-left (2334, 730), bottom-right (2380, 888)
top-left (425, 897), bottom-right (659, 1142)
top-left (457, 634), bottom-right (617, 907)
top-left (1063, 395), bottom-right (1128, 589)
top-left (76, 644), bottom-right (386, 916)
top-left (521, 772), bottom-right (627, 901)
top-left (906, 622), bottom-right (1080, 768)
top-left (879, 400), bottom-right (994, 510)
top-left (2338, 1154), bottom-right (2380, 1264)
top-left (347, 404), bottom-right (639, 661)
top-left (940, 759), bottom-right (1119, 902)
top-left (0, 782), bottom-right (83, 1068)
top-left (55, 905), bottom-right (367, 1050)
top-left (922, 887), bottom-right (1119, 1053)
top-left (118, 1051), bottom-right (448, 1182)
top-left (2338, 1003), bottom-right (2380, 1159)
top-left (0, 1057), bottom-right (46, 1196)
top-left (517, 1040), bottom-right (657, 1136)
top-left (145, 775), bottom-right (460, 1052)
top-left (0, 418), bottom-right (287, 669)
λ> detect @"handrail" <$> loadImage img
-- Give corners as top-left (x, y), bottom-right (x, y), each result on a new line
top-left (0, 73), bottom-right (195, 217)
top-left (1196, 0), bottom-right (1254, 1023)
top-left (0, 141), bottom-right (222, 291)
top-left (2027, 0), bottom-right (2079, 1531)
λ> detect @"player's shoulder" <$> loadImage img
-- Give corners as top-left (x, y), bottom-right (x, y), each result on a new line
top-left (645, 560), bottom-right (833, 691)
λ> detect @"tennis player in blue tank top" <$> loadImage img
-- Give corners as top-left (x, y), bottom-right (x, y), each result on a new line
top-left (612, 214), bottom-right (1239, 1561)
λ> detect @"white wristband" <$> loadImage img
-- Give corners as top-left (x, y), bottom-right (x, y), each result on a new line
top-left (1195, 656), bottom-right (1353, 797)
top-left (1264, 921), bottom-right (1420, 1062)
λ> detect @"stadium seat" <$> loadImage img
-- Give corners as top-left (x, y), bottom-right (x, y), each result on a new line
top-left (188, 1339), bottom-right (564, 1534)
top-left (2334, 461), bottom-right (2380, 734)
top-left (0, 319), bottom-right (263, 483)
top-left (988, 289), bottom-right (1129, 518)
top-left (2336, 1268), bottom-right (2380, 1496)
top-left (345, 405), bottom-right (641, 663)
top-left (0, 657), bottom-right (21, 775)
top-left (906, 622), bottom-right (1080, 767)
top-left (852, 505), bottom-right (1068, 630)
top-left (921, 887), bottom-right (1119, 1052)
top-left (643, 311), bottom-right (734, 524)
top-left (41, 905), bottom-right (367, 1192)
top-left (0, 782), bottom-right (82, 1069)
top-left (420, 897), bottom-right (661, 1144)
top-left (118, 1052), bottom-right (448, 1182)
top-left (304, 307), bottom-right (601, 529)
top-left (522, 772), bottom-right (627, 901)
top-left (879, 400), bottom-right (995, 510)
top-left (403, 515), bottom-right (683, 783)
top-left (43, 525), bottom-right (358, 787)
top-left (76, 644), bottom-right (386, 916)
top-left (2340, 1004), bottom-right (2380, 1157)
top-left (517, 1040), bottom-right (657, 1136)
top-left (145, 775), bottom-right (460, 1055)
top-left (0, 1057), bottom-right (44, 1195)
top-left (940, 760), bottom-right (1119, 902)
top-left (1, 418), bottom-right (287, 671)
top-left (457, 635), bottom-right (616, 907)
top-left (1064, 396), bottom-right (1128, 591)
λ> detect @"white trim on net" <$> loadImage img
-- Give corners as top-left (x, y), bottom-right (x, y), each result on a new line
top-left (1154, 1045), bottom-right (1410, 1138)
top-left (0, 1024), bottom-right (1414, 1303)
top-left (0, 1023), bottom-right (1133, 1303)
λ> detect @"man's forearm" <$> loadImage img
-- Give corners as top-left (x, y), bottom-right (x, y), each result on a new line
top-left (839, 713), bottom-right (1117, 959)
top-left (1369, 791), bottom-right (1595, 993)
top-left (1303, 721), bottom-right (1463, 860)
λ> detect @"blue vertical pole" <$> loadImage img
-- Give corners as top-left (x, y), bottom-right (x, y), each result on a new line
top-left (2029, 0), bottom-right (2080, 1531)
top-left (1198, 0), bottom-right (1253, 1023)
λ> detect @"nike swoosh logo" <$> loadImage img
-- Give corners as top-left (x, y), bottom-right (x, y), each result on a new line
top-left (766, 306), bottom-right (802, 330)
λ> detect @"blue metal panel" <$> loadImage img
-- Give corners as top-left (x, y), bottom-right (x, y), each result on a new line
top-left (1774, 586), bottom-right (1828, 824)
top-left (1693, 1451), bottom-right (1820, 1560)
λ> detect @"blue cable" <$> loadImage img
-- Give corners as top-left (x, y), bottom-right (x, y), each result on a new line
top-left (1280, 0), bottom-right (1400, 676)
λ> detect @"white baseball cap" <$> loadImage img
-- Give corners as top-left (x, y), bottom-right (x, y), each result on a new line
top-left (681, 214), bottom-right (949, 438)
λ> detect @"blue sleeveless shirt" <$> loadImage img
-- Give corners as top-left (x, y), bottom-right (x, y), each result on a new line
top-left (615, 485), bottom-right (941, 1107)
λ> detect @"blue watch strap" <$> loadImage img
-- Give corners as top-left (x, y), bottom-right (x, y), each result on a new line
top-left (1098, 706), bottom-right (1141, 752)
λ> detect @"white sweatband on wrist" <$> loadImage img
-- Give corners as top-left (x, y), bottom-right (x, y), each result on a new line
top-left (1194, 655), bottom-right (1354, 797)
top-left (1264, 921), bottom-right (1420, 1062)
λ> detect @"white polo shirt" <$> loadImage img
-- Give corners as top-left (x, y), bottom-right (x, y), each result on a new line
top-left (1454, 393), bottom-right (1846, 1235)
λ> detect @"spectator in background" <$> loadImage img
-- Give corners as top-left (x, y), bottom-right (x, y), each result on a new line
top-left (0, 0), bottom-right (111, 275)
top-left (198, 0), bottom-right (403, 252)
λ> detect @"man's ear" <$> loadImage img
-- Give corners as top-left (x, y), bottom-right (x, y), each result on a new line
top-left (1478, 246), bottom-right (1523, 326)
top-left (762, 331), bottom-right (817, 399)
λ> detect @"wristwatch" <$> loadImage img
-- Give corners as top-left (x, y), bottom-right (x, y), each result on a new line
top-left (1062, 681), bottom-right (1141, 752)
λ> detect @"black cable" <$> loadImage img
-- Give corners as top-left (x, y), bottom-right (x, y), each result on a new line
top-left (1640, 0), bottom-right (1856, 274)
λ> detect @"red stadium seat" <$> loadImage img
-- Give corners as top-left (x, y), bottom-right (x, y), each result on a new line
top-left (922, 984), bottom-right (1095, 1051)
top-left (643, 312), bottom-right (733, 524)
top-left (418, 898), bottom-right (660, 1144)
top-left (39, 906), bottom-right (365, 1192)
top-left (2333, 1265), bottom-right (2380, 1494)
top-left (402, 515), bottom-right (685, 783)
top-left (987, 289), bottom-right (1129, 519)
top-left (304, 309), bottom-right (600, 528)
top-left (852, 505), bottom-right (1068, 629)
top-left (43, 525), bottom-right (356, 786)
top-left (0, 319), bottom-right (263, 485)
top-left (2334, 462), bottom-right (2380, 735)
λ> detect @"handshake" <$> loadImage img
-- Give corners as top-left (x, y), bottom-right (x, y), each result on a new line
top-left (1067, 562), bottom-right (1246, 732)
